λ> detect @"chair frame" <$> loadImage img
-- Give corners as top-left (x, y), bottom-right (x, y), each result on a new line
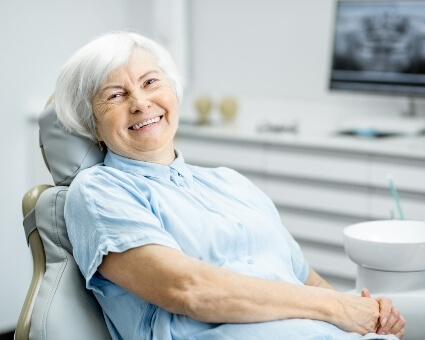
top-left (15, 185), bottom-right (52, 340)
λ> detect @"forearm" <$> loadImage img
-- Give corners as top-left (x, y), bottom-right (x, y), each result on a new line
top-left (185, 263), bottom-right (382, 335)
top-left (304, 268), bottom-right (336, 290)
top-left (99, 245), bottom-right (379, 334)
top-left (179, 260), bottom-right (343, 323)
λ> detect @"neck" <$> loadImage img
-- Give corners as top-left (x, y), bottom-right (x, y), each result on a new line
top-left (106, 144), bottom-right (177, 166)
top-left (133, 145), bottom-right (177, 166)
top-left (142, 149), bottom-right (177, 166)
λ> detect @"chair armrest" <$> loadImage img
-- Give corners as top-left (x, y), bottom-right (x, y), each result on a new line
top-left (15, 185), bottom-right (53, 340)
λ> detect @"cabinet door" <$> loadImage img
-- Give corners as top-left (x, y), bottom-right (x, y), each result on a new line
top-left (370, 156), bottom-right (425, 193)
top-left (369, 156), bottom-right (425, 220)
top-left (280, 209), bottom-right (361, 247)
top-left (175, 135), bottom-right (266, 172)
top-left (265, 177), bottom-right (370, 217)
top-left (369, 190), bottom-right (425, 220)
top-left (267, 146), bottom-right (370, 185)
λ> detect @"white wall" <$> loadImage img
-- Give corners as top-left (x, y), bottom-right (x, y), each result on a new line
top-left (184, 0), bottom-right (423, 125)
top-left (0, 0), bottom-right (154, 332)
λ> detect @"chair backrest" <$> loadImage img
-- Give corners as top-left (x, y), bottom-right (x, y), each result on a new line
top-left (16, 103), bottom-right (110, 340)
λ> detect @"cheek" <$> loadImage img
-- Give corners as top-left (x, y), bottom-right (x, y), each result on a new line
top-left (159, 84), bottom-right (179, 108)
top-left (95, 116), bottom-right (115, 141)
top-left (164, 95), bottom-right (179, 116)
top-left (95, 124), bottom-right (106, 142)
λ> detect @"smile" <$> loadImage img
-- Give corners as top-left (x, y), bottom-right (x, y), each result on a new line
top-left (130, 116), bottom-right (162, 130)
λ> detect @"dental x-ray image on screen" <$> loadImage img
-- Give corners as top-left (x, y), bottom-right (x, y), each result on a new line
top-left (330, 1), bottom-right (425, 96)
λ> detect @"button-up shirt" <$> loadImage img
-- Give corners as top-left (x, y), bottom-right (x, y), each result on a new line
top-left (65, 150), bottom-right (396, 340)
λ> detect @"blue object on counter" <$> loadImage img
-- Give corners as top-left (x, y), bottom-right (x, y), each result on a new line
top-left (388, 174), bottom-right (405, 220)
top-left (337, 127), bottom-right (400, 138)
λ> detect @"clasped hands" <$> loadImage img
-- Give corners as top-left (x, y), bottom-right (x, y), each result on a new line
top-left (361, 288), bottom-right (406, 338)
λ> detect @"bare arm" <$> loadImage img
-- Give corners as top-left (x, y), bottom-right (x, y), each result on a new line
top-left (98, 244), bottom-right (381, 335)
top-left (304, 268), bottom-right (336, 290)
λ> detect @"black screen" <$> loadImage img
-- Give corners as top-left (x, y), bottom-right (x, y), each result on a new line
top-left (330, 1), bottom-right (425, 96)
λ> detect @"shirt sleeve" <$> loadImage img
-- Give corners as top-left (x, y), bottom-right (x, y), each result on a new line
top-left (65, 167), bottom-right (181, 296)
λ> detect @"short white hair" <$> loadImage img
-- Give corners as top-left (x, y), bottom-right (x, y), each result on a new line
top-left (55, 31), bottom-right (183, 140)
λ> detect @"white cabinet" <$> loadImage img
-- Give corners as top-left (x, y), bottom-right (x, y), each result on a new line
top-left (370, 156), bottom-right (425, 193)
top-left (266, 146), bottom-right (370, 185)
top-left (176, 137), bottom-right (266, 172)
top-left (175, 129), bottom-right (425, 290)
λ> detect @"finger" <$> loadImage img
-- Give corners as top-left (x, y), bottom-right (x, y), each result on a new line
top-left (361, 287), bottom-right (371, 298)
top-left (377, 298), bottom-right (393, 328)
top-left (395, 327), bottom-right (405, 339)
top-left (389, 315), bottom-right (406, 337)
top-left (377, 307), bottom-right (400, 334)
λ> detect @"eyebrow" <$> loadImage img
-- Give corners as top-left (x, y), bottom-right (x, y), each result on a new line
top-left (137, 70), bottom-right (161, 82)
top-left (98, 70), bottom-right (162, 96)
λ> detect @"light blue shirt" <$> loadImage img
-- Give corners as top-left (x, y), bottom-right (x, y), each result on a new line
top-left (65, 150), bottom-right (397, 340)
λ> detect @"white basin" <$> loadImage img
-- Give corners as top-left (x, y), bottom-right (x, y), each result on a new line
top-left (343, 220), bottom-right (425, 271)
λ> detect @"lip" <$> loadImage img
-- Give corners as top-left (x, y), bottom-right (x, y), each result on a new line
top-left (128, 115), bottom-right (163, 130)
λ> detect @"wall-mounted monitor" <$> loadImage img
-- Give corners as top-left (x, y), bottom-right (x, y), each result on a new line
top-left (329, 0), bottom-right (425, 98)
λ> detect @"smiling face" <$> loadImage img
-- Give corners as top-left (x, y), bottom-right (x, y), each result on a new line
top-left (92, 48), bottom-right (179, 164)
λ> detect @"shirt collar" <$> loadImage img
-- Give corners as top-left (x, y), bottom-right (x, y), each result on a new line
top-left (103, 149), bottom-right (193, 182)
top-left (170, 150), bottom-right (193, 181)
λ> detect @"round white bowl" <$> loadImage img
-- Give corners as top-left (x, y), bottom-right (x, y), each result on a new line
top-left (343, 220), bottom-right (425, 271)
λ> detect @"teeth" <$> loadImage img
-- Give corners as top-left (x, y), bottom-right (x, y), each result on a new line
top-left (132, 116), bottom-right (160, 130)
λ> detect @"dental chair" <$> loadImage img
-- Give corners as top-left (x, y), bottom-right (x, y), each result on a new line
top-left (15, 102), bottom-right (111, 340)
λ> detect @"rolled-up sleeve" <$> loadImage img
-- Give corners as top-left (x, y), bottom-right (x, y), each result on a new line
top-left (65, 167), bottom-right (181, 296)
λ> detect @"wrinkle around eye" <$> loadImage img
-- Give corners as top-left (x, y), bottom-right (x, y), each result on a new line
top-left (92, 98), bottom-right (117, 116)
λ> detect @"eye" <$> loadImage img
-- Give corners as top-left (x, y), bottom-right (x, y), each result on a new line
top-left (107, 92), bottom-right (125, 100)
top-left (144, 78), bottom-right (157, 87)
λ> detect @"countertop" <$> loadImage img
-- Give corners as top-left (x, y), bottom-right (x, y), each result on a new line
top-left (177, 120), bottom-right (425, 160)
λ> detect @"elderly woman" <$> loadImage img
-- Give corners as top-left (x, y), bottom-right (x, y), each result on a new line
top-left (55, 31), bottom-right (405, 340)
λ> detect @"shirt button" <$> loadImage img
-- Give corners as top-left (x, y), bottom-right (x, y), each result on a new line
top-left (247, 259), bottom-right (255, 265)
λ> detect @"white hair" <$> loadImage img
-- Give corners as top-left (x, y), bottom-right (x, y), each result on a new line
top-left (55, 31), bottom-right (183, 140)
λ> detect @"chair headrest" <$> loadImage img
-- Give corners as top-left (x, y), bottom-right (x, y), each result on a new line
top-left (39, 103), bottom-right (106, 186)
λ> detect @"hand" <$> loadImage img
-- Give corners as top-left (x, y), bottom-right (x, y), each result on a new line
top-left (333, 292), bottom-right (380, 335)
top-left (361, 288), bottom-right (406, 338)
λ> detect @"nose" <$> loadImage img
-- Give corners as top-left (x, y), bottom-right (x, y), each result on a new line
top-left (130, 90), bottom-right (152, 114)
